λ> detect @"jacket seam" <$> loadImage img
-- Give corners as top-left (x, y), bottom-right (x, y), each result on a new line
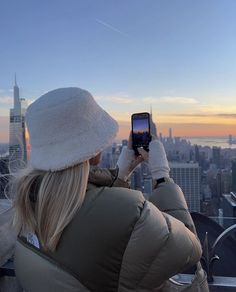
top-left (162, 207), bottom-right (189, 212)
top-left (117, 200), bottom-right (146, 291)
top-left (135, 211), bottom-right (171, 288)
top-left (110, 167), bottom-right (119, 187)
top-left (136, 220), bottom-right (198, 288)
top-left (118, 200), bottom-right (170, 290)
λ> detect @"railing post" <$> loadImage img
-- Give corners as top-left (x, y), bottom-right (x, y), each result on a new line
top-left (201, 232), bottom-right (219, 282)
top-left (201, 224), bottom-right (236, 283)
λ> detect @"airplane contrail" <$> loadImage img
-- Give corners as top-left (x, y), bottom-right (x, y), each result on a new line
top-left (95, 18), bottom-right (128, 37)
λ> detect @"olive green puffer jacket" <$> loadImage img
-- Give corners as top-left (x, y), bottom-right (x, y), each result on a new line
top-left (15, 168), bottom-right (202, 292)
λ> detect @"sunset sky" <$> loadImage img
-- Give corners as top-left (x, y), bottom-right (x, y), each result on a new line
top-left (1, 0), bottom-right (236, 143)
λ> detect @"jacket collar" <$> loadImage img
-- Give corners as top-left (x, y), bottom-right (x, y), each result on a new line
top-left (87, 166), bottom-right (118, 191)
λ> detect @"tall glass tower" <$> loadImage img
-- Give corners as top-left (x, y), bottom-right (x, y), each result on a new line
top-left (231, 159), bottom-right (236, 193)
top-left (9, 75), bottom-right (27, 172)
top-left (170, 162), bottom-right (201, 212)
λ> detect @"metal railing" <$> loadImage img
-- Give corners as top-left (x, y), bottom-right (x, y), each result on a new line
top-left (201, 224), bottom-right (236, 282)
top-left (176, 221), bottom-right (236, 291)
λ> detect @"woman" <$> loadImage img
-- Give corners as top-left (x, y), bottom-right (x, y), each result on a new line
top-left (14, 87), bottom-right (202, 291)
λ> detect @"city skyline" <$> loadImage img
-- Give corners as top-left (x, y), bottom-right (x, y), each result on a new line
top-left (1, 80), bottom-right (236, 143)
top-left (1, 1), bottom-right (236, 142)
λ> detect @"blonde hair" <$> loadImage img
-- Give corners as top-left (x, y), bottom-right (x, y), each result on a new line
top-left (13, 161), bottom-right (89, 251)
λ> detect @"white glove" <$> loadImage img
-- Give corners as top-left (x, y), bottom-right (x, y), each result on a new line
top-left (137, 140), bottom-right (170, 180)
top-left (148, 140), bottom-right (170, 179)
top-left (116, 146), bottom-right (136, 181)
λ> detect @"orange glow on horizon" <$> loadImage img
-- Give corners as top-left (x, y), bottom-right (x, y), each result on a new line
top-left (110, 108), bottom-right (236, 140)
top-left (115, 120), bottom-right (236, 140)
top-left (1, 116), bottom-right (236, 143)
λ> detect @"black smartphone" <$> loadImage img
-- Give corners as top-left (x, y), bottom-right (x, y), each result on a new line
top-left (131, 112), bottom-right (151, 155)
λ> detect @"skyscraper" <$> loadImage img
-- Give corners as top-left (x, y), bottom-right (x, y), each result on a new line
top-left (170, 162), bottom-right (201, 212)
top-left (130, 166), bottom-right (142, 191)
top-left (9, 75), bottom-right (27, 172)
top-left (194, 145), bottom-right (200, 163)
top-left (169, 128), bottom-right (172, 139)
top-left (143, 177), bottom-right (153, 199)
top-left (212, 146), bottom-right (221, 169)
top-left (231, 159), bottom-right (236, 193)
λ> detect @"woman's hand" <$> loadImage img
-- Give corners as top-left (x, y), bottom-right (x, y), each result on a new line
top-left (137, 139), bottom-right (170, 180)
top-left (116, 133), bottom-right (144, 181)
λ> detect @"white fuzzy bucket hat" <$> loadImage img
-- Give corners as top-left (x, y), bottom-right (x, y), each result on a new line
top-left (26, 87), bottom-right (119, 171)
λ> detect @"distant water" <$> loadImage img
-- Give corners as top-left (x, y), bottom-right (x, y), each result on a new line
top-left (185, 137), bottom-right (236, 149)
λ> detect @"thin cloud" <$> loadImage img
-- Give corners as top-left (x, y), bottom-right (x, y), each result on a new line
top-left (110, 96), bottom-right (133, 104)
top-left (95, 18), bottom-right (128, 37)
top-left (143, 96), bottom-right (199, 105)
top-left (110, 111), bottom-right (133, 122)
top-left (0, 96), bottom-right (12, 105)
top-left (0, 89), bottom-right (13, 93)
top-left (167, 113), bottom-right (206, 117)
top-left (0, 108), bottom-right (10, 115)
top-left (173, 113), bottom-right (236, 118)
top-left (200, 104), bottom-right (236, 113)
top-left (0, 116), bottom-right (9, 123)
top-left (95, 95), bottom-right (133, 104)
top-left (214, 113), bottom-right (236, 118)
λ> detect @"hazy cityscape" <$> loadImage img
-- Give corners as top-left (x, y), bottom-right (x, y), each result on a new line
top-left (99, 133), bottom-right (236, 218)
top-left (1, 68), bottom-right (236, 292)
top-left (1, 78), bottom-right (236, 224)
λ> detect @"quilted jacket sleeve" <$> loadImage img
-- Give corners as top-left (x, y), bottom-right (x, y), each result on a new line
top-left (149, 178), bottom-right (197, 234)
top-left (118, 201), bottom-right (202, 291)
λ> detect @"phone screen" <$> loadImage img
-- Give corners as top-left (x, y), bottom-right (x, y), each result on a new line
top-left (132, 112), bottom-right (151, 154)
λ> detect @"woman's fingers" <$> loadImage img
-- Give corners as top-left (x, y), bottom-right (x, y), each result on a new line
top-left (129, 155), bottom-right (144, 172)
top-left (137, 147), bottom-right (148, 161)
top-left (128, 132), bottom-right (133, 150)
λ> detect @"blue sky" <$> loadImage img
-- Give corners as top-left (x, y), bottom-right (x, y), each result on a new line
top-left (1, 0), bottom-right (236, 141)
